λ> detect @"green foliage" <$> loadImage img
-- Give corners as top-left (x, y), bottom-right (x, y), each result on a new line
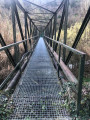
top-left (58, 15), bottom-right (61, 18)
top-left (0, 91), bottom-right (13, 120)
top-left (57, 22), bottom-right (90, 54)
top-left (60, 82), bottom-right (90, 120)
top-left (84, 78), bottom-right (90, 82)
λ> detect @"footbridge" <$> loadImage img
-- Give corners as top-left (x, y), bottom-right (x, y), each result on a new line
top-left (0, 0), bottom-right (90, 119)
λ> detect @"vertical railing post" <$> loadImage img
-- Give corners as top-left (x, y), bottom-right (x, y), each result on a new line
top-left (32, 24), bottom-right (34, 36)
top-left (77, 54), bottom-right (85, 115)
top-left (54, 5), bottom-right (65, 51)
top-left (54, 13), bottom-right (57, 41)
top-left (58, 44), bottom-right (61, 77)
top-left (63, 0), bottom-right (69, 62)
top-left (25, 12), bottom-right (28, 52)
top-left (50, 20), bottom-right (52, 47)
top-left (30, 20), bottom-right (32, 36)
top-left (11, 0), bottom-right (19, 63)
top-left (53, 13), bottom-right (57, 51)
top-left (47, 26), bottom-right (49, 43)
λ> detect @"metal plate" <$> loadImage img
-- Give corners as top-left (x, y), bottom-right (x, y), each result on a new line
top-left (9, 38), bottom-right (70, 120)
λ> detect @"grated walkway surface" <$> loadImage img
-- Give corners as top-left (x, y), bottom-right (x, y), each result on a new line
top-left (9, 38), bottom-right (69, 120)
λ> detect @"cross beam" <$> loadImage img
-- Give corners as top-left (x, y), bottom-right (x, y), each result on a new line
top-left (32, 18), bottom-right (51, 21)
top-left (44, 0), bottom-right (64, 30)
top-left (28, 12), bottom-right (53, 15)
top-left (22, 0), bottom-right (54, 14)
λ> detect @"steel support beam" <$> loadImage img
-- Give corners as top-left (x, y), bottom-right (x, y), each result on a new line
top-left (25, 12), bottom-right (28, 52)
top-left (0, 34), bottom-right (16, 67)
top-left (30, 20), bottom-right (32, 36)
top-left (23, 0), bottom-right (54, 13)
top-left (65, 7), bottom-right (90, 64)
top-left (44, 0), bottom-right (64, 31)
top-left (28, 12), bottom-right (53, 15)
top-left (77, 55), bottom-right (85, 115)
top-left (54, 13), bottom-right (57, 51)
top-left (11, 0), bottom-right (19, 63)
top-left (13, 1), bottom-right (27, 52)
top-left (63, 0), bottom-right (69, 62)
top-left (16, 0), bottom-right (39, 32)
top-left (32, 18), bottom-right (50, 21)
top-left (54, 5), bottom-right (65, 51)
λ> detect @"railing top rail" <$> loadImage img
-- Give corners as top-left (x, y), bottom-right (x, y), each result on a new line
top-left (44, 36), bottom-right (86, 56)
top-left (0, 36), bottom-right (38, 52)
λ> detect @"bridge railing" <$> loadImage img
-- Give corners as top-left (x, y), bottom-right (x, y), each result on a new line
top-left (43, 0), bottom-right (89, 114)
top-left (44, 35), bottom-right (85, 115)
top-left (0, 0), bottom-right (39, 90)
top-left (0, 36), bottom-right (39, 90)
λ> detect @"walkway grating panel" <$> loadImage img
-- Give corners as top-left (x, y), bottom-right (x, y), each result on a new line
top-left (9, 38), bottom-right (70, 120)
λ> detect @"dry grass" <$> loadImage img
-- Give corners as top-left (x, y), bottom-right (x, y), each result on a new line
top-left (0, 3), bottom-right (26, 84)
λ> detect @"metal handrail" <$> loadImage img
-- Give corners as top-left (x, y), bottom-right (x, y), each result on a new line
top-left (0, 36), bottom-right (38, 90)
top-left (44, 35), bottom-right (85, 115)
top-left (0, 36), bottom-right (38, 52)
top-left (44, 36), bottom-right (85, 56)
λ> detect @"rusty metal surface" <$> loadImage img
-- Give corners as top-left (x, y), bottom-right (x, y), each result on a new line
top-left (9, 37), bottom-right (70, 120)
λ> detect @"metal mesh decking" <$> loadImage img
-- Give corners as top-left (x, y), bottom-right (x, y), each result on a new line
top-left (9, 38), bottom-right (70, 120)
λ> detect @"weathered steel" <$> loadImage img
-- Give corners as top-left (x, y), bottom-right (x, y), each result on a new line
top-left (33, 20), bottom-right (49, 23)
top-left (50, 20), bottom-right (54, 39)
top-left (63, 0), bottom-right (69, 62)
top-left (32, 18), bottom-right (50, 21)
top-left (8, 38), bottom-right (69, 119)
top-left (26, 20), bottom-right (31, 46)
top-left (29, 12), bottom-right (53, 15)
top-left (45, 40), bottom-right (78, 84)
top-left (77, 55), bottom-right (85, 115)
top-left (5, 60), bottom-right (28, 92)
top-left (30, 0), bottom-right (58, 12)
top-left (44, 0), bottom-right (64, 31)
top-left (65, 7), bottom-right (90, 64)
top-left (44, 35), bottom-right (86, 115)
top-left (0, 55), bottom-right (28, 90)
top-left (16, 0), bottom-right (39, 31)
top-left (58, 45), bottom-right (61, 77)
top-left (27, 20), bottom-right (30, 38)
top-left (44, 36), bottom-right (85, 56)
top-left (0, 36), bottom-right (38, 52)
top-left (0, 34), bottom-right (16, 67)
top-left (23, 0), bottom-right (54, 13)
top-left (30, 20), bottom-right (32, 36)
top-left (0, 38), bottom-right (38, 90)
top-left (54, 5), bottom-right (65, 51)
top-left (49, 20), bottom-right (52, 47)
top-left (13, 1), bottom-right (27, 52)
top-left (54, 13), bottom-right (57, 51)
top-left (11, 0), bottom-right (19, 63)
top-left (25, 12), bottom-right (28, 52)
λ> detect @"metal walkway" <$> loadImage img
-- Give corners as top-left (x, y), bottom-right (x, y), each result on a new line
top-left (9, 38), bottom-right (69, 120)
